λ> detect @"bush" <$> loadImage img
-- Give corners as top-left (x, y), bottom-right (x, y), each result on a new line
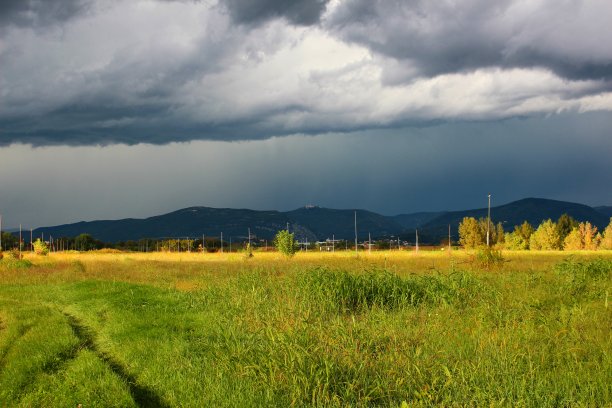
top-left (474, 246), bottom-right (505, 270)
top-left (6, 249), bottom-right (23, 260)
top-left (33, 238), bottom-right (49, 255)
top-left (3, 259), bottom-right (33, 269)
top-left (274, 230), bottom-right (298, 257)
top-left (243, 243), bottom-right (254, 259)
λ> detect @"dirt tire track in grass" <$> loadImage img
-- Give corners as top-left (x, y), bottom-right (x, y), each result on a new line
top-left (0, 323), bottom-right (33, 370)
top-left (63, 312), bottom-right (169, 408)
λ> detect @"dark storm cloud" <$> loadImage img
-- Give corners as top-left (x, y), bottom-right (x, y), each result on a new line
top-left (327, 0), bottom-right (612, 81)
top-left (0, 0), bottom-right (610, 147)
top-left (221, 0), bottom-right (330, 26)
top-left (0, 0), bottom-right (92, 29)
top-left (1, 111), bottom-right (611, 229)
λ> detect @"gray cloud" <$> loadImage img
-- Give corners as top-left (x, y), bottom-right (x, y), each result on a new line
top-left (0, 0), bottom-right (92, 29)
top-left (0, 0), bottom-right (611, 147)
top-left (327, 0), bottom-right (612, 81)
top-left (221, 0), bottom-right (330, 26)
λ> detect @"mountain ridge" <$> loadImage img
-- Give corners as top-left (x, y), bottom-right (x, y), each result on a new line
top-left (23, 198), bottom-right (611, 243)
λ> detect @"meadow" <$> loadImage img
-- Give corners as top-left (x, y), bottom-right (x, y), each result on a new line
top-left (0, 250), bottom-right (610, 407)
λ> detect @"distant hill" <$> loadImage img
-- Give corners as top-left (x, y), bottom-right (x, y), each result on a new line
top-left (33, 207), bottom-right (297, 243)
top-left (286, 206), bottom-right (404, 240)
top-left (32, 206), bottom-right (403, 243)
top-left (408, 198), bottom-right (610, 243)
top-left (595, 206), bottom-right (612, 218)
top-left (28, 198), bottom-right (611, 244)
top-left (392, 211), bottom-right (447, 230)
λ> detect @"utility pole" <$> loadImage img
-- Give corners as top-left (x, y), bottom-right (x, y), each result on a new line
top-left (332, 234), bottom-right (335, 253)
top-left (354, 211), bottom-right (358, 254)
top-left (415, 229), bottom-right (419, 253)
top-left (487, 194), bottom-right (491, 247)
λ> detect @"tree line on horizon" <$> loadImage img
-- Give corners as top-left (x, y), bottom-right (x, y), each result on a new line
top-left (458, 214), bottom-right (612, 251)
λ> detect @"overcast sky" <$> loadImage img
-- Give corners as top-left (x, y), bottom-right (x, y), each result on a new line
top-left (1, 0), bottom-right (611, 228)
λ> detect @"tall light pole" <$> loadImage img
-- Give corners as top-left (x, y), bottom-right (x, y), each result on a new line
top-left (486, 194), bottom-right (491, 247)
top-left (354, 211), bottom-right (358, 254)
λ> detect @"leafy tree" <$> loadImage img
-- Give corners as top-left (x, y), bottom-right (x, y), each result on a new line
top-left (504, 221), bottom-right (534, 250)
top-left (600, 218), bottom-right (612, 250)
top-left (274, 230), bottom-right (298, 257)
top-left (563, 228), bottom-right (582, 250)
top-left (556, 214), bottom-right (578, 243)
top-left (1, 232), bottom-right (18, 251)
top-left (530, 219), bottom-right (561, 250)
top-left (74, 233), bottom-right (101, 251)
top-left (495, 222), bottom-right (505, 244)
top-left (564, 222), bottom-right (600, 250)
top-left (459, 217), bottom-right (483, 249)
top-left (504, 231), bottom-right (528, 250)
top-left (516, 221), bottom-right (535, 243)
top-left (33, 238), bottom-right (49, 255)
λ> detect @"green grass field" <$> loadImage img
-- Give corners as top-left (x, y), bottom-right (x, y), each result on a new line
top-left (1, 250), bottom-right (611, 407)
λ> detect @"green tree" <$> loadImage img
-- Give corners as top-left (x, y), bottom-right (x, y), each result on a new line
top-left (74, 233), bottom-right (100, 251)
top-left (563, 228), bottom-right (582, 250)
top-left (1, 232), bottom-right (18, 251)
top-left (600, 218), bottom-right (612, 250)
top-left (33, 238), bottom-right (49, 255)
top-left (530, 219), bottom-right (561, 250)
top-left (556, 214), bottom-right (578, 243)
top-left (516, 221), bottom-right (535, 243)
top-left (459, 217), bottom-right (483, 249)
top-left (495, 222), bottom-right (505, 244)
top-left (504, 221), bottom-right (534, 250)
top-left (274, 230), bottom-right (298, 257)
top-left (504, 231), bottom-right (528, 250)
top-left (563, 222), bottom-right (600, 250)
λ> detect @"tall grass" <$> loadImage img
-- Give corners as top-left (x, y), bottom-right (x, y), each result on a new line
top-left (1, 251), bottom-right (611, 406)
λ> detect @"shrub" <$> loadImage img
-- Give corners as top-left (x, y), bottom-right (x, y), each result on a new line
top-left (243, 243), bottom-right (254, 259)
top-left (2, 259), bottom-right (33, 269)
top-left (6, 248), bottom-right (22, 260)
top-left (474, 246), bottom-right (505, 270)
top-left (33, 238), bottom-right (49, 255)
top-left (274, 230), bottom-right (298, 257)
